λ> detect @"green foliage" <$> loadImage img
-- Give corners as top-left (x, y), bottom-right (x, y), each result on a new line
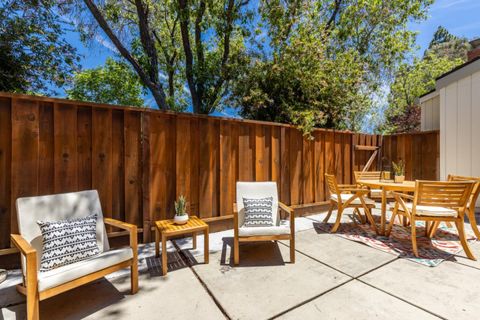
top-left (174, 195), bottom-right (188, 215)
top-left (230, 0), bottom-right (433, 134)
top-left (67, 58), bottom-right (145, 106)
top-left (381, 52), bottom-right (463, 133)
top-left (425, 26), bottom-right (471, 61)
top-left (0, 0), bottom-right (80, 94)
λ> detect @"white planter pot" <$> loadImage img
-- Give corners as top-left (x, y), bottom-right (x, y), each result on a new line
top-left (394, 175), bottom-right (405, 183)
top-left (174, 214), bottom-right (189, 225)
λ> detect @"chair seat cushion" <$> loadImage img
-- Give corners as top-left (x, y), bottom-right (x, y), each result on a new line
top-left (239, 224), bottom-right (290, 237)
top-left (330, 194), bottom-right (375, 206)
top-left (38, 247), bottom-right (133, 291)
top-left (390, 203), bottom-right (458, 217)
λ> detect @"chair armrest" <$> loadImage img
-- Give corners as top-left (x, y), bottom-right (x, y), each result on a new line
top-left (338, 184), bottom-right (358, 189)
top-left (392, 192), bottom-right (414, 201)
top-left (279, 202), bottom-right (293, 215)
top-left (11, 234), bottom-right (37, 289)
top-left (104, 218), bottom-right (138, 251)
top-left (11, 234), bottom-right (36, 257)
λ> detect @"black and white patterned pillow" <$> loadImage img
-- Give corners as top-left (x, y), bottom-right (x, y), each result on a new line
top-left (242, 197), bottom-right (274, 227)
top-left (37, 214), bottom-right (100, 272)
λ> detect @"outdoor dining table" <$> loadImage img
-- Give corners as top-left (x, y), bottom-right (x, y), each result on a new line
top-left (357, 179), bottom-right (416, 235)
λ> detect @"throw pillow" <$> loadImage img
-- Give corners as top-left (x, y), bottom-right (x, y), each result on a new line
top-left (37, 214), bottom-right (100, 272)
top-left (242, 197), bottom-right (274, 227)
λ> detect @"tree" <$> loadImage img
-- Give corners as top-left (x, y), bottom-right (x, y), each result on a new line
top-left (68, 0), bottom-right (250, 113)
top-left (66, 58), bottom-right (145, 106)
top-left (0, 0), bottom-right (80, 94)
top-left (381, 53), bottom-right (463, 133)
top-left (424, 26), bottom-right (471, 61)
top-left (230, 0), bottom-right (433, 133)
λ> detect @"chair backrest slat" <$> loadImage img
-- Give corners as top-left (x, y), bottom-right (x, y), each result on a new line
top-left (448, 174), bottom-right (480, 211)
top-left (325, 174), bottom-right (340, 197)
top-left (354, 171), bottom-right (381, 182)
top-left (415, 181), bottom-right (474, 209)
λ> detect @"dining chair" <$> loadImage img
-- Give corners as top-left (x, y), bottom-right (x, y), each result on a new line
top-left (354, 171), bottom-right (394, 201)
top-left (323, 174), bottom-right (377, 233)
top-left (427, 175), bottom-right (480, 239)
top-left (233, 182), bottom-right (295, 265)
top-left (387, 180), bottom-right (476, 260)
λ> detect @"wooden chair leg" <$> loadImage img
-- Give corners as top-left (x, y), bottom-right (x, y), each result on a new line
top-left (323, 201), bottom-right (334, 223)
top-left (26, 282), bottom-right (40, 320)
top-left (290, 237), bottom-right (295, 263)
top-left (331, 207), bottom-right (344, 233)
top-left (425, 221), bottom-right (431, 237)
top-left (354, 208), bottom-right (366, 224)
top-left (455, 220), bottom-right (476, 260)
top-left (427, 221), bottom-right (440, 239)
top-left (386, 212), bottom-right (397, 237)
top-left (131, 263), bottom-right (139, 294)
top-left (233, 236), bottom-right (239, 265)
top-left (411, 220), bottom-right (419, 257)
top-left (363, 206), bottom-right (378, 234)
top-left (467, 209), bottom-right (480, 239)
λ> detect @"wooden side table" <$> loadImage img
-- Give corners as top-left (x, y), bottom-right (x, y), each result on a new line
top-left (154, 216), bottom-right (209, 276)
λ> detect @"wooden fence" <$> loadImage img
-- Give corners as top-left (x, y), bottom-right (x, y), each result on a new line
top-left (0, 93), bottom-right (439, 250)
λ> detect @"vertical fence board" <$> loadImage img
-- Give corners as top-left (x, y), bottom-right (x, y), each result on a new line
top-left (303, 137), bottom-right (314, 204)
top-left (11, 98), bottom-right (39, 234)
top-left (124, 111), bottom-right (142, 226)
top-left (280, 127), bottom-right (290, 204)
top-left (92, 109), bottom-right (113, 219)
top-left (77, 107), bottom-right (92, 191)
top-left (314, 131), bottom-right (325, 202)
top-left (54, 104), bottom-right (78, 193)
top-left (38, 102), bottom-right (54, 195)
top-left (289, 129), bottom-right (303, 205)
top-left (111, 110), bottom-right (125, 222)
top-left (0, 98), bottom-right (12, 247)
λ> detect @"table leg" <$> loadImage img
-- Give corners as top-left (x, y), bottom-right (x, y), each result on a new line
top-left (161, 234), bottom-right (167, 276)
top-left (381, 188), bottom-right (387, 235)
top-left (204, 228), bottom-right (209, 264)
top-left (155, 227), bottom-right (160, 257)
top-left (192, 232), bottom-right (197, 249)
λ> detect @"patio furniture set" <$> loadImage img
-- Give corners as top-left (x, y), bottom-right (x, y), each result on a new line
top-left (324, 171), bottom-right (480, 261)
top-left (8, 172), bottom-right (480, 320)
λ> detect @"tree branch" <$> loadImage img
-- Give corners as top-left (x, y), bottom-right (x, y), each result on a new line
top-left (82, 0), bottom-right (167, 108)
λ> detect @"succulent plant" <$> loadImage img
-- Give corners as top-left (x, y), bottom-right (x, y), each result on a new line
top-left (392, 160), bottom-right (405, 176)
top-left (174, 195), bottom-right (188, 216)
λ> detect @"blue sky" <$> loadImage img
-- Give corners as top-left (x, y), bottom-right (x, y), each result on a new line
top-left (61, 0), bottom-right (480, 117)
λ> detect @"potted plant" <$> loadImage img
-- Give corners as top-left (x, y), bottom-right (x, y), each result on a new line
top-left (392, 160), bottom-right (405, 183)
top-left (174, 195), bottom-right (189, 224)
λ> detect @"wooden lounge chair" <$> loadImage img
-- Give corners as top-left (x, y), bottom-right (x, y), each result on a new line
top-left (323, 174), bottom-right (378, 233)
top-left (387, 180), bottom-right (476, 260)
top-left (233, 182), bottom-right (295, 265)
top-left (11, 190), bottom-right (138, 320)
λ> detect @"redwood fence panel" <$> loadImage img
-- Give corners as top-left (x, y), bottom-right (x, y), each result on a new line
top-left (0, 93), bottom-right (439, 250)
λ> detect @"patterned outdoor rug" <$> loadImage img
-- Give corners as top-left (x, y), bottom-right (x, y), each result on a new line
top-left (314, 215), bottom-right (477, 267)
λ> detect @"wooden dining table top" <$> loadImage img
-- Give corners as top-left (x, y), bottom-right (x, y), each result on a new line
top-left (357, 179), bottom-right (416, 192)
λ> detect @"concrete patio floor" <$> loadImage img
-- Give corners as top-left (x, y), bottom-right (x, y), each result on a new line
top-left (2, 209), bottom-right (480, 320)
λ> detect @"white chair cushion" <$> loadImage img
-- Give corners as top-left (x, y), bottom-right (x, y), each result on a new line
top-left (330, 194), bottom-right (375, 206)
top-left (38, 247), bottom-right (133, 291)
top-left (390, 203), bottom-right (458, 217)
top-left (238, 225), bottom-right (290, 237)
top-left (236, 182), bottom-right (279, 227)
